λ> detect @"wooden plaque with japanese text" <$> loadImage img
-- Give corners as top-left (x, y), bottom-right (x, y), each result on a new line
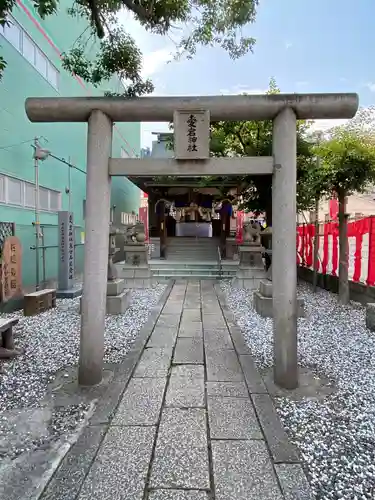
top-left (173, 109), bottom-right (210, 160)
top-left (1, 236), bottom-right (22, 302)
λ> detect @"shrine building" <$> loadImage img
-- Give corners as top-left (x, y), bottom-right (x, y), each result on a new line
top-left (129, 132), bottom-right (251, 279)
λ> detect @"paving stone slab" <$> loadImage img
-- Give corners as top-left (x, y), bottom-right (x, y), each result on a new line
top-left (203, 329), bottom-right (233, 350)
top-left (163, 305), bottom-right (184, 315)
top-left (148, 327), bottom-right (178, 348)
top-left (133, 348), bottom-right (173, 378)
top-left (150, 408), bottom-right (210, 489)
top-left (206, 381), bottom-right (248, 398)
top-left (157, 315), bottom-right (181, 328)
top-left (148, 491), bottom-right (209, 500)
top-left (206, 349), bottom-right (244, 382)
top-left (251, 394), bottom-right (299, 463)
top-left (202, 315), bottom-right (226, 327)
top-left (171, 365), bottom-right (205, 379)
top-left (208, 397), bottom-right (262, 439)
top-left (239, 355), bottom-right (268, 394)
top-left (212, 440), bottom-right (283, 500)
top-left (178, 323), bottom-right (203, 338)
top-left (40, 425), bottom-right (107, 500)
top-left (184, 301), bottom-right (202, 309)
top-left (275, 464), bottom-right (313, 500)
top-left (112, 377), bottom-right (166, 425)
top-left (166, 374), bottom-right (205, 407)
top-left (181, 310), bottom-right (202, 322)
top-left (78, 426), bottom-right (156, 500)
top-left (173, 338), bottom-right (204, 364)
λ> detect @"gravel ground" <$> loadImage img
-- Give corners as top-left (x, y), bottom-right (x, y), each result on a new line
top-left (221, 280), bottom-right (375, 500)
top-left (0, 284), bottom-right (166, 460)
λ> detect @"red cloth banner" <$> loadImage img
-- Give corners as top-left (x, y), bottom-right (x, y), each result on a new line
top-left (236, 211), bottom-right (244, 244)
top-left (297, 216), bottom-right (375, 285)
top-left (138, 206), bottom-right (149, 242)
top-left (329, 198), bottom-right (339, 221)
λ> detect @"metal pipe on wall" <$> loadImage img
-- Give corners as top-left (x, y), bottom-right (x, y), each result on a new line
top-left (34, 137), bottom-right (40, 291)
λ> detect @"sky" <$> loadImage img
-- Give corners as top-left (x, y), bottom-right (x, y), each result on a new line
top-left (118, 0), bottom-right (375, 149)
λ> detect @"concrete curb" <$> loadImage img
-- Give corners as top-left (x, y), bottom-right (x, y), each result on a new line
top-left (38, 281), bottom-right (174, 500)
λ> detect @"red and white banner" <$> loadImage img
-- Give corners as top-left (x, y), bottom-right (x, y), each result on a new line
top-left (138, 206), bottom-right (149, 242)
top-left (329, 198), bottom-right (339, 221)
top-left (236, 211), bottom-right (244, 244)
top-left (297, 217), bottom-right (375, 286)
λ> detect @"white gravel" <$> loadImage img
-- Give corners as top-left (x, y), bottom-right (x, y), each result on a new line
top-left (0, 284), bottom-right (166, 459)
top-left (221, 280), bottom-right (375, 499)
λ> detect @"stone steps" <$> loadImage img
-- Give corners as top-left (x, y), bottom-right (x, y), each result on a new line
top-left (150, 260), bottom-right (238, 280)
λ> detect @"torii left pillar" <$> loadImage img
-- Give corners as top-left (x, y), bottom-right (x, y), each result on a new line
top-left (79, 110), bottom-right (112, 386)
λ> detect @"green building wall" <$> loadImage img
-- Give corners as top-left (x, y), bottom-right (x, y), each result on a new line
top-left (0, 0), bottom-right (141, 290)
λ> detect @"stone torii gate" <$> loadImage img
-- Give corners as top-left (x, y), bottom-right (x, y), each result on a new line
top-left (25, 93), bottom-right (358, 390)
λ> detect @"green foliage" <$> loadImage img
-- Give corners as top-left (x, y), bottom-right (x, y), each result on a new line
top-left (313, 127), bottom-right (375, 197)
top-left (207, 78), bottom-right (316, 217)
top-left (0, 54), bottom-right (5, 80)
top-left (0, 0), bottom-right (259, 95)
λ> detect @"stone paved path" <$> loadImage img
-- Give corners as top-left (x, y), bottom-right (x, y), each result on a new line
top-left (43, 280), bottom-right (312, 500)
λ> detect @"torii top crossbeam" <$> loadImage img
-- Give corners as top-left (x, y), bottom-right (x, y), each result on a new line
top-left (25, 93), bottom-right (359, 123)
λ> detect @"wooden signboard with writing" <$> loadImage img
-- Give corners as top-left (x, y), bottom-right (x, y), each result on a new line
top-left (1, 236), bottom-right (22, 303)
top-left (173, 109), bottom-right (210, 160)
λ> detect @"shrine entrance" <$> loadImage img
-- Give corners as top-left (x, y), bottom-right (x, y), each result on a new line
top-left (130, 171), bottom-right (237, 258)
top-left (25, 92), bottom-right (358, 391)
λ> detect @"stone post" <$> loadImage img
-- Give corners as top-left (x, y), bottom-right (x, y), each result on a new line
top-left (79, 110), bottom-right (112, 386)
top-left (272, 107), bottom-right (298, 390)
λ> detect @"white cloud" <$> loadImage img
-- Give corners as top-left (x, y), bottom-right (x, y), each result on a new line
top-left (285, 42), bottom-right (293, 49)
top-left (366, 82), bottom-right (375, 92)
top-left (117, 9), bottom-right (174, 79)
top-left (219, 85), bottom-right (268, 95)
top-left (141, 48), bottom-right (172, 79)
top-left (309, 118), bottom-right (350, 134)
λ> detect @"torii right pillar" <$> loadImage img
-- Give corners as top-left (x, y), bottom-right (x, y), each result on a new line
top-left (272, 107), bottom-right (298, 390)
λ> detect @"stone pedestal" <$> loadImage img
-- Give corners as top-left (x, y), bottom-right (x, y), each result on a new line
top-left (106, 290), bottom-right (130, 315)
top-left (124, 244), bottom-right (148, 266)
top-left (80, 278), bottom-right (130, 315)
top-left (107, 278), bottom-right (124, 297)
top-left (116, 264), bottom-right (153, 288)
top-left (113, 244), bottom-right (153, 288)
top-left (254, 279), bottom-right (305, 318)
top-left (232, 245), bottom-right (266, 290)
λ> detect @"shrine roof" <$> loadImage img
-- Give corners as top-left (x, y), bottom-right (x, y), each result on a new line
top-left (127, 175), bottom-right (239, 195)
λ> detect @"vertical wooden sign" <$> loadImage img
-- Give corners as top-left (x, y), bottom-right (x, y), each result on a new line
top-left (1, 236), bottom-right (22, 302)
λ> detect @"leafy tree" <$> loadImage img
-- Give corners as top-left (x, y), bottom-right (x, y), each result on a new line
top-left (313, 111), bottom-right (375, 304)
top-left (0, 0), bottom-right (260, 92)
top-left (208, 77), bottom-right (316, 223)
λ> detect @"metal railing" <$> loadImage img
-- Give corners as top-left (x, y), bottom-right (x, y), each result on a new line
top-left (217, 245), bottom-right (222, 279)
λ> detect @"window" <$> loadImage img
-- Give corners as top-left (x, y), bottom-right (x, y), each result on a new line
top-left (7, 177), bottom-right (23, 205)
top-left (0, 176), bottom-right (5, 202)
top-left (1, 15), bottom-right (59, 89)
top-left (47, 64), bottom-right (58, 88)
top-left (22, 34), bottom-right (35, 65)
top-left (3, 20), bottom-right (21, 51)
top-left (24, 182), bottom-right (35, 208)
top-left (39, 187), bottom-right (49, 210)
top-left (35, 48), bottom-right (47, 78)
top-left (0, 174), bottom-right (61, 211)
top-left (49, 190), bottom-right (60, 211)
